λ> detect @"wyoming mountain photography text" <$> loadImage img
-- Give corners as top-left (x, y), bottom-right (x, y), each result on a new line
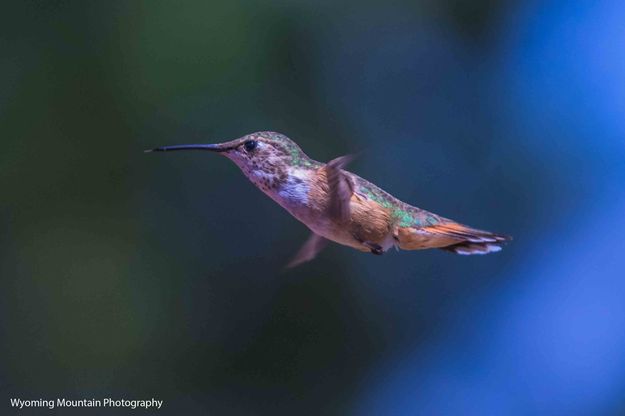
top-left (10, 398), bottom-right (163, 410)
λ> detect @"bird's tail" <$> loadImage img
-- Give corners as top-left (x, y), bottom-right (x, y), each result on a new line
top-left (396, 221), bottom-right (511, 255)
top-left (435, 222), bottom-right (511, 255)
top-left (439, 240), bottom-right (505, 255)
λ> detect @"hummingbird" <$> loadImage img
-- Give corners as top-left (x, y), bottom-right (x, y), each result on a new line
top-left (146, 131), bottom-right (510, 267)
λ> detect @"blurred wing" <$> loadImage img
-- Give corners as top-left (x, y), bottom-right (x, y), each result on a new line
top-left (326, 154), bottom-right (355, 223)
top-left (286, 233), bottom-right (329, 268)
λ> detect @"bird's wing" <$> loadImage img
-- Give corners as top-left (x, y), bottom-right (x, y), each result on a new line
top-left (286, 155), bottom-right (353, 268)
top-left (286, 233), bottom-right (329, 268)
top-left (325, 154), bottom-right (355, 223)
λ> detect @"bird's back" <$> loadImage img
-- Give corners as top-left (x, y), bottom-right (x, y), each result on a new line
top-left (342, 170), bottom-right (510, 254)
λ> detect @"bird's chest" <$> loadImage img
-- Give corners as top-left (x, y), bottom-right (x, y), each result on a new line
top-left (271, 174), bottom-right (341, 238)
top-left (262, 171), bottom-right (316, 219)
top-left (244, 167), bottom-right (317, 223)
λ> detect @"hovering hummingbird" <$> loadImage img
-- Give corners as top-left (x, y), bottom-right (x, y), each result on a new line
top-left (146, 131), bottom-right (510, 267)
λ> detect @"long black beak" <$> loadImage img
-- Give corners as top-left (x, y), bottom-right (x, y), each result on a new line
top-left (144, 144), bottom-right (230, 153)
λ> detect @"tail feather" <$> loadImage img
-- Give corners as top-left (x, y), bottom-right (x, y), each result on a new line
top-left (434, 222), bottom-right (510, 255)
top-left (440, 242), bottom-right (503, 255)
top-left (396, 220), bottom-right (511, 255)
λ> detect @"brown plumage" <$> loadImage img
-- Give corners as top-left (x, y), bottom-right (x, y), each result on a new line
top-left (147, 131), bottom-right (511, 267)
top-left (396, 221), bottom-right (510, 254)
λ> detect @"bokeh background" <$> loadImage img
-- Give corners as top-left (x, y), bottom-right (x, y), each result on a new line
top-left (2, 0), bottom-right (625, 414)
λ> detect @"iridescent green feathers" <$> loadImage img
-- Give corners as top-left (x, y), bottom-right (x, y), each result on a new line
top-left (255, 131), bottom-right (321, 169)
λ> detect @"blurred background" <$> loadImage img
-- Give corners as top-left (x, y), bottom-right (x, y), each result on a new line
top-left (2, 0), bottom-right (624, 414)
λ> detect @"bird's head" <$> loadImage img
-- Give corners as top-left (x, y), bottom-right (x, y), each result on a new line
top-left (146, 131), bottom-right (319, 191)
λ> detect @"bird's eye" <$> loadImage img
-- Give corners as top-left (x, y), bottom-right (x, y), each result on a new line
top-left (244, 140), bottom-right (258, 152)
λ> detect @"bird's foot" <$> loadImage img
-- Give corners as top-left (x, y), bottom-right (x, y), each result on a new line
top-left (363, 242), bottom-right (384, 255)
